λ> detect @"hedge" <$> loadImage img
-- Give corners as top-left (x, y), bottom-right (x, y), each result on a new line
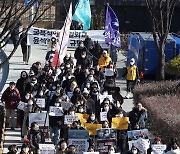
top-left (133, 80), bottom-right (180, 143)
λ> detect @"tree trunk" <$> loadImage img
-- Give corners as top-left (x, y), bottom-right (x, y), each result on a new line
top-left (156, 42), bottom-right (165, 80)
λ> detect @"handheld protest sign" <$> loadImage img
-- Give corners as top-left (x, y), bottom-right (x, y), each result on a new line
top-left (68, 139), bottom-right (89, 154)
top-left (17, 101), bottom-right (27, 111)
top-left (96, 139), bottom-right (116, 154)
top-left (104, 68), bottom-right (114, 76)
top-left (49, 106), bottom-right (64, 116)
top-left (36, 98), bottom-right (46, 108)
top-left (29, 112), bottom-right (49, 127)
top-left (100, 112), bottom-right (107, 121)
top-left (96, 128), bottom-right (117, 140)
top-left (85, 123), bottom-right (102, 136)
top-left (64, 115), bottom-right (79, 124)
top-left (151, 144), bottom-right (166, 154)
top-left (75, 113), bottom-right (89, 127)
top-left (127, 129), bottom-right (149, 141)
top-left (39, 144), bottom-right (55, 154)
top-left (111, 117), bottom-right (129, 130)
top-left (68, 130), bottom-right (89, 139)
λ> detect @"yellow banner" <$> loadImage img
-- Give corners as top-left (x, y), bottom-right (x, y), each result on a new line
top-left (85, 123), bottom-right (102, 136)
top-left (75, 113), bottom-right (89, 127)
top-left (111, 117), bottom-right (129, 130)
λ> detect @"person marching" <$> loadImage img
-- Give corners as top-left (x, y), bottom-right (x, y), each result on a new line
top-left (123, 58), bottom-right (140, 99)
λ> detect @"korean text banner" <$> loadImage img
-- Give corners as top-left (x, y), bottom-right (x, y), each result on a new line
top-left (27, 27), bottom-right (108, 49)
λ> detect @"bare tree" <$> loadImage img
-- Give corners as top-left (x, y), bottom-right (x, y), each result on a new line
top-left (0, 0), bottom-right (56, 68)
top-left (146, 0), bottom-right (177, 80)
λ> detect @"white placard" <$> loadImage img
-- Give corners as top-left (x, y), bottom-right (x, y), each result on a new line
top-left (99, 95), bottom-right (113, 104)
top-left (36, 98), bottom-right (46, 108)
top-left (151, 144), bottom-right (167, 154)
top-left (64, 115), bottom-right (79, 124)
top-left (17, 101), bottom-right (27, 111)
top-left (39, 144), bottom-right (55, 154)
top-left (100, 112), bottom-right (108, 121)
top-left (133, 138), bottom-right (150, 153)
top-left (104, 68), bottom-right (114, 76)
top-left (49, 106), bottom-right (64, 116)
top-left (69, 139), bottom-right (89, 154)
top-left (29, 112), bottom-right (49, 127)
top-left (61, 101), bottom-right (72, 110)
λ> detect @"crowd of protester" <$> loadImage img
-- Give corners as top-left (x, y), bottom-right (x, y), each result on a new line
top-left (2, 37), bottom-right (180, 154)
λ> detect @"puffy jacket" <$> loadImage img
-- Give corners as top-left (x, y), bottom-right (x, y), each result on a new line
top-left (1, 87), bottom-right (21, 109)
top-left (98, 54), bottom-right (111, 72)
top-left (126, 65), bottom-right (137, 81)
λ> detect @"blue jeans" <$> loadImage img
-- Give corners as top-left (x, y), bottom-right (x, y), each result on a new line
top-left (50, 126), bottom-right (60, 146)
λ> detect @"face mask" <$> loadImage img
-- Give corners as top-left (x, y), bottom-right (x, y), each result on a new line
top-left (104, 106), bottom-right (109, 112)
top-left (70, 111), bottom-right (75, 115)
top-left (23, 148), bottom-right (29, 153)
top-left (91, 116), bottom-right (95, 121)
top-left (25, 95), bottom-right (30, 100)
top-left (34, 125), bottom-right (39, 131)
top-left (52, 48), bottom-right (55, 51)
top-left (86, 84), bottom-right (90, 88)
top-left (88, 76), bottom-right (93, 81)
top-left (116, 103), bottom-right (121, 108)
top-left (61, 66), bottom-right (64, 70)
top-left (68, 76), bottom-right (71, 80)
top-left (132, 150), bottom-right (138, 154)
top-left (81, 55), bottom-right (86, 58)
top-left (52, 86), bottom-right (56, 90)
top-left (39, 91), bottom-right (43, 96)
top-left (119, 114), bottom-right (124, 117)
top-left (80, 44), bottom-right (84, 48)
top-left (103, 92), bottom-right (108, 95)
top-left (130, 62), bottom-right (134, 65)
top-left (66, 65), bottom-right (71, 68)
top-left (55, 103), bottom-right (60, 107)
top-left (79, 108), bottom-right (83, 113)
top-left (28, 101), bottom-right (33, 106)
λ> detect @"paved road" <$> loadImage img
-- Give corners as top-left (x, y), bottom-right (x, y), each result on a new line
top-left (1, 44), bottom-right (134, 153)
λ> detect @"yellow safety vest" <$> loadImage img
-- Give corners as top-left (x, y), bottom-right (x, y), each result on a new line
top-left (126, 65), bottom-right (137, 81)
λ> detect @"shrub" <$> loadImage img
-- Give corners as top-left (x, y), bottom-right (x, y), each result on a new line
top-left (133, 80), bottom-right (180, 143)
top-left (165, 55), bottom-right (180, 77)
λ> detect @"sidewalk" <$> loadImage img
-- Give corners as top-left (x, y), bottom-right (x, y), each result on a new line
top-left (1, 44), bottom-right (134, 153)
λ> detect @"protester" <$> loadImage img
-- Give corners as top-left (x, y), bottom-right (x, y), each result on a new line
top-left (98, 50), bottom-right (112, 72)
top-left (1, 82), bottom-right (21, 130)
top-left (7, 144), bottom-right (18, 154)
top-left (122, 58), bottom-right (140, 99)
top-left (129, 103), bottom-right (148, 130)
top-left (56, 140), bottom-right (68, 154)
top-left (20, 28), bottom-right (29, 64)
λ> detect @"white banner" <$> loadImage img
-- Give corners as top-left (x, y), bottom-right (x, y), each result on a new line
top-left (39, 144), bottom-right (55, 154)
top-left (36, 98), bottom-right (46, 108)
top-left (49, 106), bottom-right (64, 116)
top-left (64, 115), bottom-right (79, 124)
top-left (17, 101), bottom-right (27, 111)
top-left (28, 27), bottom-right (109, 49)
top-left (100, 112), bottom-right (107, 121)
top-left (151, 144), bottom-right (166, 154)
top-left (99, 95), bottom-right (113, 104)
top-left (29, 112), bottom-right (49, 127)
top-left (69, 139), bottom-right (89, 154)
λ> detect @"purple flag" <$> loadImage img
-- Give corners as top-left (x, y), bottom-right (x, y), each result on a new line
top-left (104, 5), bottom-right (121, 48)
